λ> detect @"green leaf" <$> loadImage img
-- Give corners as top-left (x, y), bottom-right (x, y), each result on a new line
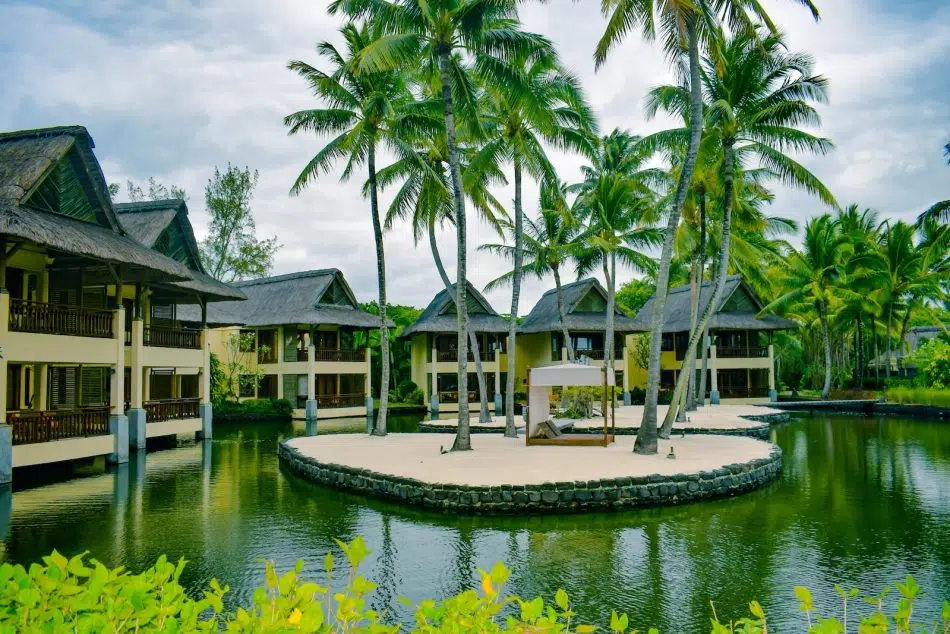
top-left (749, 600), bottom-right (765, 619)
top-left (555, 588), bottom-right (569, 611)
top-left (794, 586), bottom-right (814, 612)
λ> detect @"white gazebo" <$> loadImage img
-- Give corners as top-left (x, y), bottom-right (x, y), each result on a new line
top-left (526, 363), bottom-right (616, 447)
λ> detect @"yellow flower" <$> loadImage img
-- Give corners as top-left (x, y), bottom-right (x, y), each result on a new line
top-left (481, 575), bottom-right (495, 597)
top-left (288, 608), bottom-right (302, 624)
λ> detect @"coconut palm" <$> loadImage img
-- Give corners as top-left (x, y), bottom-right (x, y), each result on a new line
top-left (284, 21), bottom-right (426, 435)
top-left (481, 181), bottom-right (584, 364)
top-left (470, 50), bottom-right (598, 437)
top-left (761, 215), bottom-right (848, 399)
top-left (653, 28), bottom-right (837, 431)
top-left (378, 102), bottom-right (508, 423)
top-left (594, 0), bottom-right (822, 454)
top-left (330, 0), bottom-right (555, 450)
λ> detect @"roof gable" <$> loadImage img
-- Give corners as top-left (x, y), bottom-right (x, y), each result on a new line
top-left (570, 286), bottom-right (608, 313)
top-left (401, 282), bottom-right (509, 337)
top-left (317, 277), bottom-right (358, 308)
top-left (720, 283), bottom-right (762, 314)
top-left (116, 200), bottom-right (205, 273)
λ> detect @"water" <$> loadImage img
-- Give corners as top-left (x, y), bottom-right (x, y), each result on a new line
top-left (3, 414), bottom-right (949, 631)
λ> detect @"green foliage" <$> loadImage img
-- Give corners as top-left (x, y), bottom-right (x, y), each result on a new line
top-left (885, 386), bottom-right (950, 408)
top-left (3, 543), bottom-right (947, 634)
top-left (215, 399), bottom-right (294, 421)
top-left (210, 352), bottom-right (228, 407)
top-left (200, 164), bottom-right (279, 282)
top-left (908, 338), bottom-right (950, 389)
top-left (559, 386), bottom-right (621, 419)
top-left (616, 278), bottom-right (656, 318)
top-left (120, 177), bottom-right (187, 203)
top-left (360, 302), bottom-right (423, 398)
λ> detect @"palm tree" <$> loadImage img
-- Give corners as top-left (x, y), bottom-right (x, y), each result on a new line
top-left (595, 0), bottom-right (822, 454)
top-left (653, 28), bottom-right (837, 432)
top-left (481, 181), bottom-right (583, 364)
top-left (471, 51), bottom-right (598, 437)
top-left (761, 215), bottom-right (848, 399)
top-left (836, 204), bottom-right (881, 388)
top-left (331, 0), bottom-right (554, 450)
top-left (378, 103), bottom-right (508, 423)
top-left (284, 21), bottom-right (422, 435)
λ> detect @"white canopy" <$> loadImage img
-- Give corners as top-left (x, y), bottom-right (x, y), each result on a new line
top-left (529, 363), bottom-right (616, 387)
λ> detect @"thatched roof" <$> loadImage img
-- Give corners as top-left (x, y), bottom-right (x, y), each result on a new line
top-left (630, 275), bottom-right (799, 333)
top-left (401, 282), bottom-right (509, 337)
top-left (116, 200), bottom-right (246, 302)
top-left (178, 269), bottom-right (392, 328)
top-left (519, 278), bottom-right (644, 334)
top-left (0, 126), bottom-right (192, 284)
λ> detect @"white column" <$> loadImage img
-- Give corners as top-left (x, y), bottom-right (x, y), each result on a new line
top-left (196, 328), bottom-right (213, 440)
top-left (493, 348), bottom-right (502, 415)
top-left (127, 319), bottom-right (146, 451)
top-left (0, 292), bottom-right (7, 426)
top-left (768, 343), bottom-right (777, 402)
top-left (109, 307), bottom-right (129, 464)
top-left (709, 343), bottom-right (719, 405)
top-left (429, 343), bottom-right (439, 418)
top-left (307, 343), bottom-right (316, 400)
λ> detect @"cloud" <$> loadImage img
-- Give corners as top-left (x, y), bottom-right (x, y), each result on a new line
top-left (1, 0), bottom-right (947, 313)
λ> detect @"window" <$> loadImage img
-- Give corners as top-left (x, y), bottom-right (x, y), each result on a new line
top-left (79, 367), bottom-right (108, 407)
top-left (661, 333), bottom-right (675, 352)
top-left (239, 374), bottom-right (256, 397)
top-left (239, 329), bottom-right (257, 351)
top-left (258, 375), bottom-right (278, 399)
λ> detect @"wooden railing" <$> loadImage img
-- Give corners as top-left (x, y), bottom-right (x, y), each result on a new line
top-left (8, 299), bottom-right (113, 339)
top-left (436, 350), bottom-right (494, 362)
top-left (315, 348), bottom-right (366, 363)
top-left (317, 393), bottom-right (365, 408)
top-left (296, 349), bottom-right (309, 362)
top-left (144, 326), bottom-right (201, 349)
top-left (8, 407), bottom-right (111, 445)
top-left (144, 398), bottom-right (200, 422)
top-left (717, 346), bottom-right (769, 359)
top-left (439, 390), bottom-right (479, 403)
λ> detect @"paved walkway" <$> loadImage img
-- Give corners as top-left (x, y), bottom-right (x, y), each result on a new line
top-left (284, 433), bottom-right (776, 487)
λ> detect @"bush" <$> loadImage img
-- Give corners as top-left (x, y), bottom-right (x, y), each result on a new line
top-left (885, 386), bottom-right (950, 408)
top-left (629, 387), bottom-right (646, 405)
top-left (403, 388), bottom-right (425, 405)
top-left (1, 540), bottom-right (947, 633)
top-left (215, 398), bottom-right (294, 422)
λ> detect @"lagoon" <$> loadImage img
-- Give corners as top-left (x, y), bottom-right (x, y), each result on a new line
top-left (3, 414), bottom-right (949, 631)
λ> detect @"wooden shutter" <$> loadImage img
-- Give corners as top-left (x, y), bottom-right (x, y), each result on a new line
top-left (80, 367), bottom-right (107, 406)
top-left (49, 366), bottom-right (78, 410)
top-left (82, 286), bottom-right (106, 309)
top-left (282, 374), bottom-right (297, 402)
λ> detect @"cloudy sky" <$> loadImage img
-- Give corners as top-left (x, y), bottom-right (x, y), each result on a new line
top-left (1, 0), bottom-right (947, 312)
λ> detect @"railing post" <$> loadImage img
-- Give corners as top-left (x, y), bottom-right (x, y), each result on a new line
top-left (305, 343), bottom-right (317, 436)
top-left (768, 344), bottom-right (777, 402)
top-left (127, 318), bottom-right (146, 451)
top-left (493, 349), bottom-right (502, 416)
top-left (430, 345), bottom-right (439, 420)
top-left (108, 307), bottom-right (129, 464)
top-left (709, 343), bottom-right (720, 406)
top-left (197, 329), bottom-right (213, 440)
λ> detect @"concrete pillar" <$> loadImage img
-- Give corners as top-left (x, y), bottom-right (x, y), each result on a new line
top-left (709, 344), bottom-right (720, 405)
top-left (197, 328), bottom-right (213, 440)
top-left (0, 483), bottom-right (11, 540)
top-left (430, 347), bottom-right (439, 419)
top-left (0, 426), bottom-right (10, 486)
top-left (0, 290), bottom-right (11, 483)
top-left (108, 308), bottom-right (128, 464)
top-left (127, 318), bottom-right (146, 450)
top-left (305, 343), bottom-right (318, 435)
top-left (768, 344), bottom-right (777, 402)
top-left (493, 348), bottom-right (502, 415)
top-left (364, 347), bottom-right (373, 419)
top-left (622, 345), bottom-right (631, 406)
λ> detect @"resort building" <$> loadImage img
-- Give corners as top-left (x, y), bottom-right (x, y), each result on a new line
top-left (0, 125), bottom-right (245, 483)
top-left (403, 283), bottom-right (509, 416)
top-left (629, 275), bottom-right (798, 403)
top-left (196, 269), bottom-right (390, 421)
top-left (868, 324), bottom-right (949, 378)
top-left (517, 278), bottom-right (643, 403)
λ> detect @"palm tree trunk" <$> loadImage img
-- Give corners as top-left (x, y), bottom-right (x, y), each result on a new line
top-left (504, 157), bottom-right (524, 438)
top-left (605, 253), bottom-right (617, 408)
top-left (885, 303), bottom-right (893, 381)
top-left (694, 190), bottom-right (708, 410)
top-left (428, 228), bottom-right (491, 423)
top-left (855, 315), bottom-right (863, 389)
top-left (634, 15), bottom-right (704, 455)
top-left (698, 324), bottom-right (709, 407)
top-left (659, 138), bottom-right (735, 437)
top-left (368, 144), bottom-right (389, 436)
top-left (874, 328), bottom-right (881, 383)
top-left (552, 266), bottom-right (575, 362)
top-left (438, 47), bottom-right (470, 451)
top-left (897, 308), bottom-right (912, 378)
top-left (820, 302), bottom-right (832, 400)
top-left (682, 255), bottom-right (700, 417)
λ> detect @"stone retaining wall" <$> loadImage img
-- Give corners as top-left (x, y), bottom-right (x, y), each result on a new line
top-left (278, 442), bottom-right (783, 515)
top-left (769, 400), bottom-right (950, 420)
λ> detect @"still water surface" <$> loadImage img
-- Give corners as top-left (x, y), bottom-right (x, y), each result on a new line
top-left (3, 414), bottom-right (949, 631)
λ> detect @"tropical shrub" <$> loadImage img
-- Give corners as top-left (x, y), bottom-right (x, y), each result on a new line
top-left (885, 386), bottom-right (950, 408)
top-left (629, 387), bottom-right (646, 405)
top-left (215, 398), bottom-right (294, 422)
top-left (1, 539), bottom-right (947, 633)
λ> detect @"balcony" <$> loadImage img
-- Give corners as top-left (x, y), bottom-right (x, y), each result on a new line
top-left (717, 346), bottom-right (768, 359)
top-left (8, 298), bottom-right (113, 339)
top-left (7, 407), bottom-right (111, 445)
top-left (317, 393), bottom-right (365, 408)
top-left (315, 348), bottom-right (366, 363)
top-left (436, 350), bottom-right (494, 363)
top-left (144, 398), bottom-right (200, 422)
top-left (144, 326), bottom-right (201, 349)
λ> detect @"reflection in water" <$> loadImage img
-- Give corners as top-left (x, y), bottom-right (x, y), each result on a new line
top-left (3, 415), bottom-right (949, 631)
